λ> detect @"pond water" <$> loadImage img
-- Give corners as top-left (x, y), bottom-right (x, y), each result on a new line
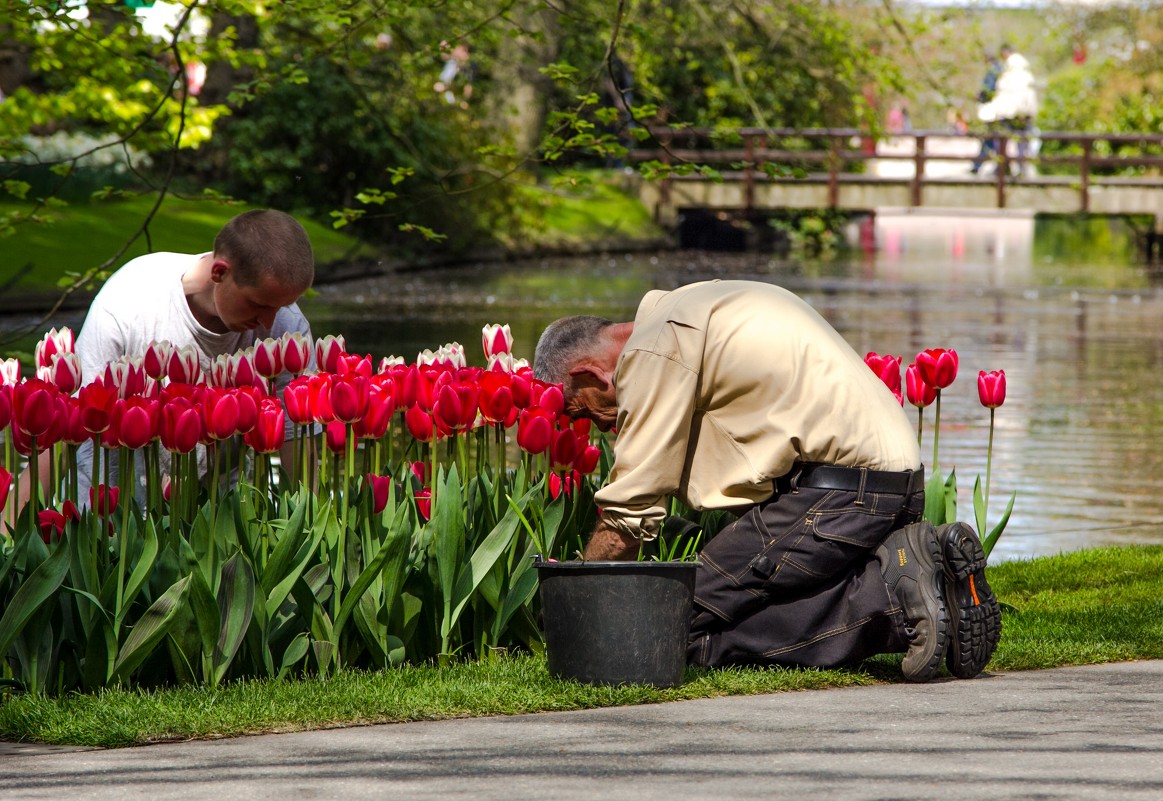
top-left (302, 212), bottom-right (1163, 563)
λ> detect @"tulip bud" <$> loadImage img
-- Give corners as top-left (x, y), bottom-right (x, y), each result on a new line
top-left (45, 352), bottom-right (82, 395)
top-left (89, 484), bottom-right (120, 517)
top-left (252, 337), bottom-right (284, 379)
top-left (315, 334), bottom-right (347, 374)
top-left (0, 465), bottom-right (12, 513)
top-left (167, 345), bottom-right (203, 385)
top-left (482, 323), bottom-right (514, 360)
top-left (365, 473), bottom-right (391, 514)
top-left (281, 332), bottom-right (312, 376)
top-left (378, 355), bottom-right (405, 372)
top-left (405, 404), bottom-right (435, 443)
top-left (142, 340), bottom-right (174, 381)
top-left (977, 369), bottom-right (1007, 409)
top-left (864, 352), bottom-right (903, 396)
top-left (12, 378), bottom-right (58, 438)
top-left (517, 408), bottom-right (553, 454)
top-left (228, 351), bottom-right (258, 389)
top-left (905, 363), bottom-right (936, 409)
top-left (325, 420), bottom-right (347, 454)
top-left (0, 358), bottom-right (21, 386)
top-left (415, 488), bottom-right (432, 522)
top-left (35, 326), bottom-right (74, 369)
top-left (244, 397), bottom-right (286, 454)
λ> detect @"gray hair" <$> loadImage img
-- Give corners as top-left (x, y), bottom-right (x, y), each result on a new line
top-left (533, 315), bottom-right (614, 386)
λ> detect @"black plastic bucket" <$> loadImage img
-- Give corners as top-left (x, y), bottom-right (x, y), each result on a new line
top-left (535, 560), bottom-right (698, 688)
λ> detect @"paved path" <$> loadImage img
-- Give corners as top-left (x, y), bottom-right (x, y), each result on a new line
top-left (3, 661), bottom-right (1163, 800)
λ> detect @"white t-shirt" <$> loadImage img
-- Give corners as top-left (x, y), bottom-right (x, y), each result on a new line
top-left (75, 251), bottom-right (315, 501)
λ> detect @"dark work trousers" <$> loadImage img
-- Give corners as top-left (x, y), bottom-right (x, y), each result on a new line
top-left (688, 472), bottom-right (925, 669)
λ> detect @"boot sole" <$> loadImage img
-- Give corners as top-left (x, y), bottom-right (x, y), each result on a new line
top-left (899, 523), bottom-right (948, 683)
top-left (940, 522), bottom-right (1002, 678)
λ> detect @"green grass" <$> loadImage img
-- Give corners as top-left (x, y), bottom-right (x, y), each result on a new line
top-left (517, 171), bottom-right (663, 246)
top-left (1, 195), bottom-right (375, 293)
top-left (3, 545), bottom-right (1162, 749)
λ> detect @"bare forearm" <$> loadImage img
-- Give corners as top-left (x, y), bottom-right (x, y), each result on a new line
top-left (583, 519), bottom-right (640, 561)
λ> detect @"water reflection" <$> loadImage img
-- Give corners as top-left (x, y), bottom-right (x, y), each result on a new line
top-left (303, 214), bottom-right (1163, 563)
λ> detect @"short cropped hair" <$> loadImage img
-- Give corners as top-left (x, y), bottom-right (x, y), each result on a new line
top-left (214, 209), bottom-right (315, 292)
top-left (533, 315), bottom-right (614, 386)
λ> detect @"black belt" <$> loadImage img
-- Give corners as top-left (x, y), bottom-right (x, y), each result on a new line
top-left (780, 463), bottom-right (925, 496)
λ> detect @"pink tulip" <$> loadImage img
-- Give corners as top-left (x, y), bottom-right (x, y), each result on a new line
top-left (315, 334), bottom-right (347, 374)
top-left (160, 401), bottom-right (204, 453)
top-left (203, 388), bottom-right (241, 440)
top-left (142, 340), bottom-right (174, 381)
top-left (281, 332), bottom-right (312, 375)
top-left (482, 323), bottom-right (514, 359)
top-left (1, 358), bottom-right (21, 386)
top-left (330, 372), bottom-right (370, 423)
top-left (167, 345), bottom-right (202, 385)
top-left (284, 376), bottom-right (314, 425)
top-left (977, 370), bottom-right (1007, 409)
top-left (517, 408), bottom-right (553, 454)
top-left (35, 326), bottom-right (74, 369)
top-left (864, 352), bottom-right (902, 395)
top-left (405, 404), bottom-right (435, 443)
top-left (0, 466), bottom-right (12, 512)
top-left (325, 420), bottom-right (347, 454)
top-left (89, 484), bottom-right (120, 517)
top-left (252, 337), bottom-right (284, 379)
top-left (114, 396), bottom-right (159, 450)
top-left (40, 352), bottom-right (82, 395)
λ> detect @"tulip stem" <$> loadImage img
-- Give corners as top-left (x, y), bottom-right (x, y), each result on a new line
top-left (932, 390), bottom-right (942, 475)
top-left (985, 407), bottom-right (995, 514)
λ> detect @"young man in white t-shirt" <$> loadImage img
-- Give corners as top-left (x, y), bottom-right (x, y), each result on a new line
top-left (21, 209), bottom-right (318, 507)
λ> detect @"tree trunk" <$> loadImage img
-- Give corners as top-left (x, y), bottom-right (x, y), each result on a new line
top-left (486, 3), bottom-right (562, 159)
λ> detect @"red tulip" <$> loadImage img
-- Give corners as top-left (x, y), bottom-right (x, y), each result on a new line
top-left (62, 396), bottom-right (88, 445)
top-left (233, 386), bottom-right (261, 435)
top-left (252, 337), bottom-right (283, 379)
top-left (409, 461), bottom-right (430, 486)
top-left (864, 352), bottom-right (902, 395)
top-left (308, 374), bottom-right (336, 424)
top-left (245, 397), bottom-right (286, 453)
top-left (78, 382), bottom-right (118, 434)
top-left (549, 427), bottom-right (579, 472)
top-left (114, 396), bottom-right (158, 449)
top-left (336, 353), bottom-right (373, 377)
top-left (281, 332), bottom-right (312, 375)
top-left (330, 372), bottom-right (370, 423)
top-left (284, 376), bottom-right (314, 425)
top-left (415, 487), bottom-right (432, 522)
top-left (574, 444), bottom-right (601, 475)
top-left (905, 363), bottom-right (936, 409)
top-left (432, 384), bottom-right (464, 435)
top-left (549, 470), bottom-right (580, 500)
top-left (12, 378), bottom-right (58, 438)
top-left (89, 484), bottom-right (120, 517)
top-left (517, 408), bottom-right (553, 454)
top-left (0, 384), bottom-right (11, 430)
top-left (203, 388), bottom-right (241, 440)
top-left (325, 420), bottom-right (347, 454)
top-left (365, 473), bottom-right (391, 514)
top-left (538, 384), bottom-right (565, 417)
top-left (405, 404), bottom-right (435, 443)
top-left (354, 383), bottom-right (395, 439)
top-left (915, 348), bottom-right (958, 390)
top-left (0, 466), bottom-right (12, 512)
top-left (160, 401), bottom-right (204, 453)
top-left (40, 500), bottom-right (80, 543)
top-left (478, 372), bottom-right (513, 423)
top-left (142, 340), bottom-right (174, 381)
top-left (167, 344), bottom-right (202, 385)
top-left (977, 370), bottom-right (1007, 409)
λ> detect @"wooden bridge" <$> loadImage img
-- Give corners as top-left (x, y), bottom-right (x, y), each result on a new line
top-left (630, 128), bottom-right (1163, 245)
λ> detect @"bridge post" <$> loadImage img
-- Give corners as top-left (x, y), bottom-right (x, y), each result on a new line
top-left (828, 138), bottom-right (840, 208)
top-left (744, 133), bottom-right (756, 210)
top-left (996, 135), bottom-right (1009, 208)
top-left (911, 134), bottom-right (926, 207)
top-left (1080, 137), bottom-right (1092, 213)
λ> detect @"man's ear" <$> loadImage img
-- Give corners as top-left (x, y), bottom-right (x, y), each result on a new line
top-left (568, 363), bottom-right (611, 392)
top-left (209, 257), bottom-right (231, 284)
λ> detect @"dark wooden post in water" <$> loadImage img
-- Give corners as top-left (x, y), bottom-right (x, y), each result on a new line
top-left (1080, 137), bottom-right (1092, 213)
top-left (911, 134), bottom-right (926, 207)
top-left (827, 136), bottom-right (840, 208)
top-left (995, 135), bottom-right (1009, 208)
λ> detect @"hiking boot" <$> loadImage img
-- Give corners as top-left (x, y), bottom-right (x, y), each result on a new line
top-left (937, 522), bottom-right (1002, 678)
top-left (876, 521), bottom-right (948, 682)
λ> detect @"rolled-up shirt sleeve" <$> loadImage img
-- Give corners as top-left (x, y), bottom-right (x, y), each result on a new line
top-left (595, 345), bottom-right (700, 540)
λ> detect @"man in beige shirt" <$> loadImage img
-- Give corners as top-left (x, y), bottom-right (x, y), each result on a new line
top-left (534, 280), bottom-right (1000, 681)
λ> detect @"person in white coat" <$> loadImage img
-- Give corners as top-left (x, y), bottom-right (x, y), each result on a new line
top-left (976, 45), bottom-right (1039, 176)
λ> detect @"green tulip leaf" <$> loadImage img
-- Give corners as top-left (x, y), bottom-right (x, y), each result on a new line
top-left (111, 575), bottom-right (191, 683)
top-left (0, 540), bottom-right (71, 659)
top-left (212, 551), bottom-right (256, 684)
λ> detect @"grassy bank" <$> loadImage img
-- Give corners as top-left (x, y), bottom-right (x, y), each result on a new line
top-left (1, 174), bottom-right (663, 298)
top-left (2, 544), bottom-right (1161, 749)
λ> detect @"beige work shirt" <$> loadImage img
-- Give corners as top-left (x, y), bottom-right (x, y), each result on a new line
top-left (595, 280), bottom-right (921, 540)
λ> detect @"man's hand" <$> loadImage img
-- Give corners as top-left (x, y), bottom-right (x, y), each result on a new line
top-left (583, 520), bottom-right (640, 561)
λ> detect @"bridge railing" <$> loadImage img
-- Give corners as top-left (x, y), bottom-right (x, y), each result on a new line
top-left (630, 127), bottom-right (1163, 211)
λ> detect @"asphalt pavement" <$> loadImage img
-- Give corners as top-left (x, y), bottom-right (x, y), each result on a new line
top-left (3, 660), bottom-right (1162, 800)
